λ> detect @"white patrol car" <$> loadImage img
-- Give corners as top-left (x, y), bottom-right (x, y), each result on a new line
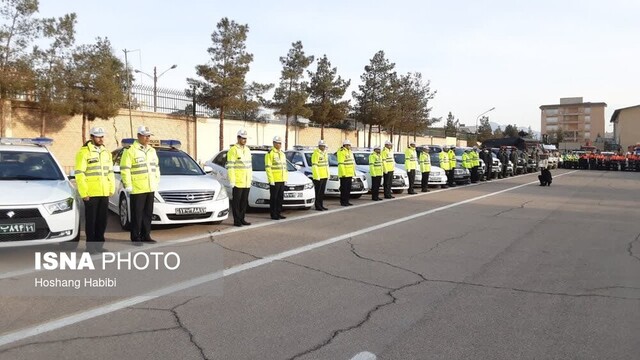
top-left (110, 139), bottom-right (229, 229)
top-left (285, 147), bottom-right (369, 198)
top-left (206, 146), bottom-right (315, 209)
top-left (0, 138), bottom-right (80, 247)
top-left (351, 149), bottom-right (409, 194)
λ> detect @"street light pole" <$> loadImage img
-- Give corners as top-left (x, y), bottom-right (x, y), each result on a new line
top-left (135, 64), bottom-right (177, 112)
top-left (475, 107), bottom-right (496, 138)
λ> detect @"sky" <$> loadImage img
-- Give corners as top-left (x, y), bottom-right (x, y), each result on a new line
top-left (38, 0), bottom-right (640, 133)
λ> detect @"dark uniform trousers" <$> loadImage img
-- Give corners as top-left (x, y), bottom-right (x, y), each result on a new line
top-left (383, 171), bottom-right (393, 198)
top-left (231, 187), bottom-right (250, 225)
top-left (371, 176), bottom-right (382, 200)
top-left (471, 166), bottom-right (478, 182)
top-left (447, 170), bottom-right (454, 186)
top-left (407, 169), bottom-right (416, 191)
top-left (421, 172), bottom-right (430, 191)
top-left (269, 182), bottom-right (285, 219)
top-left (130, 192), bottom-right (154, 242)
top-left (313, 178), bottom-right (327, 209)
top-left (84, 196), bottom-right (109, 250)
top-left (339, 177), bottom-right (352, 205)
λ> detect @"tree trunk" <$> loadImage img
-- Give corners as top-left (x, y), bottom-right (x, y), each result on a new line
top-left (1, 99), bottom-right (11, 137)
top-left (82, 113), bottom-right (87, 144)
top-left (321, 123), bottom-right (324, 140)
top-left (285, 115), bottom-right (289, 150)
top-left (40, 111), bottom-right (46, 137)
top-left (219, 106), bottom-right (225, 152)
top-left (367, 124), bottom-right (372, 148)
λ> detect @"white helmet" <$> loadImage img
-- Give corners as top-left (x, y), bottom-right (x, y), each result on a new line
top-left (373, 144), bottom-right (381, 150)
top-left (89, 127), bottom-right (106, 137)
top-left (318, 140), bottom-right (326, 146)
top-left (342, 139), bottom-right (352, 146)
top-left (237, 129), bottom-right (248, 138)
top-left (384, 140), bottom-right (392, 146)
top-left (273, 136), bottom-right (282, 143)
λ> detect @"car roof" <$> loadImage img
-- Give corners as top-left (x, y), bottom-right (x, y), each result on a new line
top-left (0, 145), bottom-right (50, 153)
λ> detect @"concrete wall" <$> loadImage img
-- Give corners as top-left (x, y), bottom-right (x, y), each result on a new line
top-left (5, 101), bottom-right (466, 168)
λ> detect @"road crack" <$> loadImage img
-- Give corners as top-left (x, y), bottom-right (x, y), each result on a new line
top-left (493, 200), bottom-right (532, 217)
top-left (208, 231), bottom-right (262, 260)
top-left (627, 232), bottom-right (640, 263)
top-left (281, 260), bottom-right (393, 290)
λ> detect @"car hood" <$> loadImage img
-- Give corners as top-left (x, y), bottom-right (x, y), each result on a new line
top-left (252, 171), bottom-right (312, 185)
top-left (0, 180), bottom-right (76, 205)
top-left (159, 175), bottom-right (221, 192)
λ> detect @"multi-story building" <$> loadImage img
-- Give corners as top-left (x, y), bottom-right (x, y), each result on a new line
top-left (540, 97), bottom-right (606, 144)
top-left (610, 104), bottom-right (640, 151)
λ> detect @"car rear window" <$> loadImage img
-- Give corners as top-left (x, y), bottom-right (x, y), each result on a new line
top-left (0, 151), bottom-right (64, 181)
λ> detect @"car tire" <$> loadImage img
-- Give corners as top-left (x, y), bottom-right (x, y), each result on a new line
top-left (349, 194), bottom-right (363, 199)
top-left (119, 195), bottom-right (131, 231)
top-left (392, 189), bottom-right (404, 194)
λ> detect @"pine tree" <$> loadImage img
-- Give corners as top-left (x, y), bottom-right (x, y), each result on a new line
top-left (307, 54), bottom-right (350, 139)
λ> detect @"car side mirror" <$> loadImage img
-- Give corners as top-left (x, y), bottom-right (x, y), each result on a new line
top-left (67, 169), bottom-right (75, 180)
top-left (113, 165), bottom-right (120, 173)
top-left (294, 161), bottom-right (304, 167)
top-left (203, 165), bottom-right (213, 174)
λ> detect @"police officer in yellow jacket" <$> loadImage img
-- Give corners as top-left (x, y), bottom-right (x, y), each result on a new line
top-left (404, 141), bottom-right (418, 194)
top-left (448, 146), bottom-right (457, 187)
top-left (227, 129), bottom-right (252, 227)
top-left (265, 136), bottom-right (288, 220)
top-left (312, 140), bottom-right (329, 211)
top-left (470, 146), bottom-right (480, 183)
top-left (120, 126), bottom-right (160, 246)
top-left (439, 146), bottom-right (450, 188)
top-left (74, 127), bottom-right (115, 253)
top-left (369, 145), bottom-right (383, 201)
top-left (337, 139), bottom-right (355, 206)
top-left (419, 147), bottom-right (431, 192)
top-left (382, 140), bottom-right (395, 199)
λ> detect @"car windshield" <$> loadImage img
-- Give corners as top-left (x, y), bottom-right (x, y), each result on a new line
top-left (394, 153), bottom-right (405, 164)
top-left (430, 153), bottom-right (440, 166)
top-left (158, 150), bottom-right (204, 176)
top-left (252, 153), bottom-right (296, 172)
top-left (326, 154), bottom-right (340, 166)
top-left (455, 148), bottom-right (465, 156)
top-left (304, 153), bottom-right (312, 165)
top-left (0, 151), bottom-right (64, 180)
top-left (353, 152), bottom-right (370, 165)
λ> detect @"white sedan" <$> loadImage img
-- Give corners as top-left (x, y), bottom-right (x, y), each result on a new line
top-left (110, 140), bottom-right (229, 229)
top-left (206, 147), bottom-right (315, 209)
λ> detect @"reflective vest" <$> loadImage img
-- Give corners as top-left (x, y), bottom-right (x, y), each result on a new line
top-left (439, 151), bottom-right (450, 170)
top-left (419, 151), bottom-right (431, 173)
top-left (462, 152), bottom-right (471, 169)
top-left (369, 152), bottom-right (383, 177)
top-left (265, 148), bottom-right (288, 183)
top-left (74, 141), bottom-right (115, 198)
top-left (120, 140), bottom-right (160, 194)
top-left (381, 147), bottom-right (395, 173)
top-left (471, 151), bottom-right (480, 167)
top-left (337, 147), bottom-right (356, 178)
top-left (404, 147), bottom-right (417, 171)
top-left (311, 148), bottom-right (329, 180)
top-left (226, 144), bottom-right (252, 188)
top-left (448, 149), bottom-right (456, 169)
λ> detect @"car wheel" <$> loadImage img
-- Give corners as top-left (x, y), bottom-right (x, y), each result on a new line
top-left (119, 195), bottom-right (131, 231)
top-left (392, 189), bottom-right (404, 194)
top-left (349, 194), bottom-right (363, 199)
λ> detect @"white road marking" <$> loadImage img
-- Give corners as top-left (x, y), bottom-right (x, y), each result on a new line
top-left (0, 171), bottom-right (578, 347)
top-left (350, 351), bottom-right (377, 360)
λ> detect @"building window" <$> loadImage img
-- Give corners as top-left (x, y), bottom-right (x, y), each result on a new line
top-left (584, 124), bottom-right (591, 131)
top-left (546, 125), bottom-right (558, 131)
top-left (545, 109), bottom-right (558, 116)
top-left (584, 132), bottom-right (591, 139)
top-left (584, 115), bottom-right (591, 123)
top-left (584, 108), bottom-right (591, 114)
top-left (546, 117), bottom-right (558, 124)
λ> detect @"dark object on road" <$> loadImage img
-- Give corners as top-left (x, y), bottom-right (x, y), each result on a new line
top-left (539, 168), bottom-right (552, 186)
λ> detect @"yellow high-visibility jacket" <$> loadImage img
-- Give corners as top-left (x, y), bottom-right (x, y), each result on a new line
top-left (337, 147), bottom-right (356, 178)
top-left (226, 144), bottom-right (252, 188)
top-left (448, 149), bottom-right (456, 170)
top-left (265, 148), bottom-right (288, 184)
top-left (419, 151), bottom-right (431, 173)
top-left (439, 151), bottom-right (450, 170)
top-left (404, 147), bottom-right (417, 171)
top-left (74, 142), bottom-right (115, 198)
top-left (381, 147), bottom-right (395, 173)
top-left (311, 148), bottom-right (329, 180)
top-left (369, 152), bottom-right (383, 177)
top-left (120, 141), bottom-right (160, 194)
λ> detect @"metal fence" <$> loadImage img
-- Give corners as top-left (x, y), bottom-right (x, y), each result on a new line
top-left (128, 84), bottom-right (216, 117)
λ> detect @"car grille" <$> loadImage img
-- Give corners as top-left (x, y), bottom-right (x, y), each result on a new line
top-left (0, 208), bottom-right (50, 242)
top-left (166, 212), bottom-right (213, 220)
top-left (159, 191), bottom-right (215, 204)
top-left (391, 176), bottom-right (405, 187)
top-left (285, 185), bottom-right (304, 191)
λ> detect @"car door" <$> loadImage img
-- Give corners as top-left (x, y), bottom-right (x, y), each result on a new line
top-left (209, 151), bottom-right (230, 192)
top-left (109, 149), bottom-right (124, 211)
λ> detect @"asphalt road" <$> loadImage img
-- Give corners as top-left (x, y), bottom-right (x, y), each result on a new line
top-left (1, 169), bottom-right (639, 360)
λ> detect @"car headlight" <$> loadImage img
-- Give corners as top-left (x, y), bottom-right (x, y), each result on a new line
top-left (251, 181), bottom-right (270, 190)
top-left (329, 175), bottom-right (339, 181)
top-left (216, 186), bottom-right (228, 200)
top-left (154, 193), bottom-right (163, 203)
top-left (45, 198), bottom-right (74, 215)
top-left (304, 182), bottom-right (314, 190)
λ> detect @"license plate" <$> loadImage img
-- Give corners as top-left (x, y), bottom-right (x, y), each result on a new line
top-left (284, 192), bottom-right (302, 199)
top-left (430, 177), bottom-right (441, 181)
top-left (175, 207), bottom-right (206, 215)
top-left (0, 223), bottom-right (36, 234)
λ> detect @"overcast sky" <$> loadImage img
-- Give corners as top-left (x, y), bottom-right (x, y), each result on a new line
top-left (39, 0), bottom-right (640, 133)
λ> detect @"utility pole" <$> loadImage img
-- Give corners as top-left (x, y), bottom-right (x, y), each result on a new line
top-left (123, 49), bottom-right (140, 137)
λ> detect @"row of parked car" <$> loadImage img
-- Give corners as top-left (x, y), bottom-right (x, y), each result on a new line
top-left (0, 137), bottom-right (534, 248)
